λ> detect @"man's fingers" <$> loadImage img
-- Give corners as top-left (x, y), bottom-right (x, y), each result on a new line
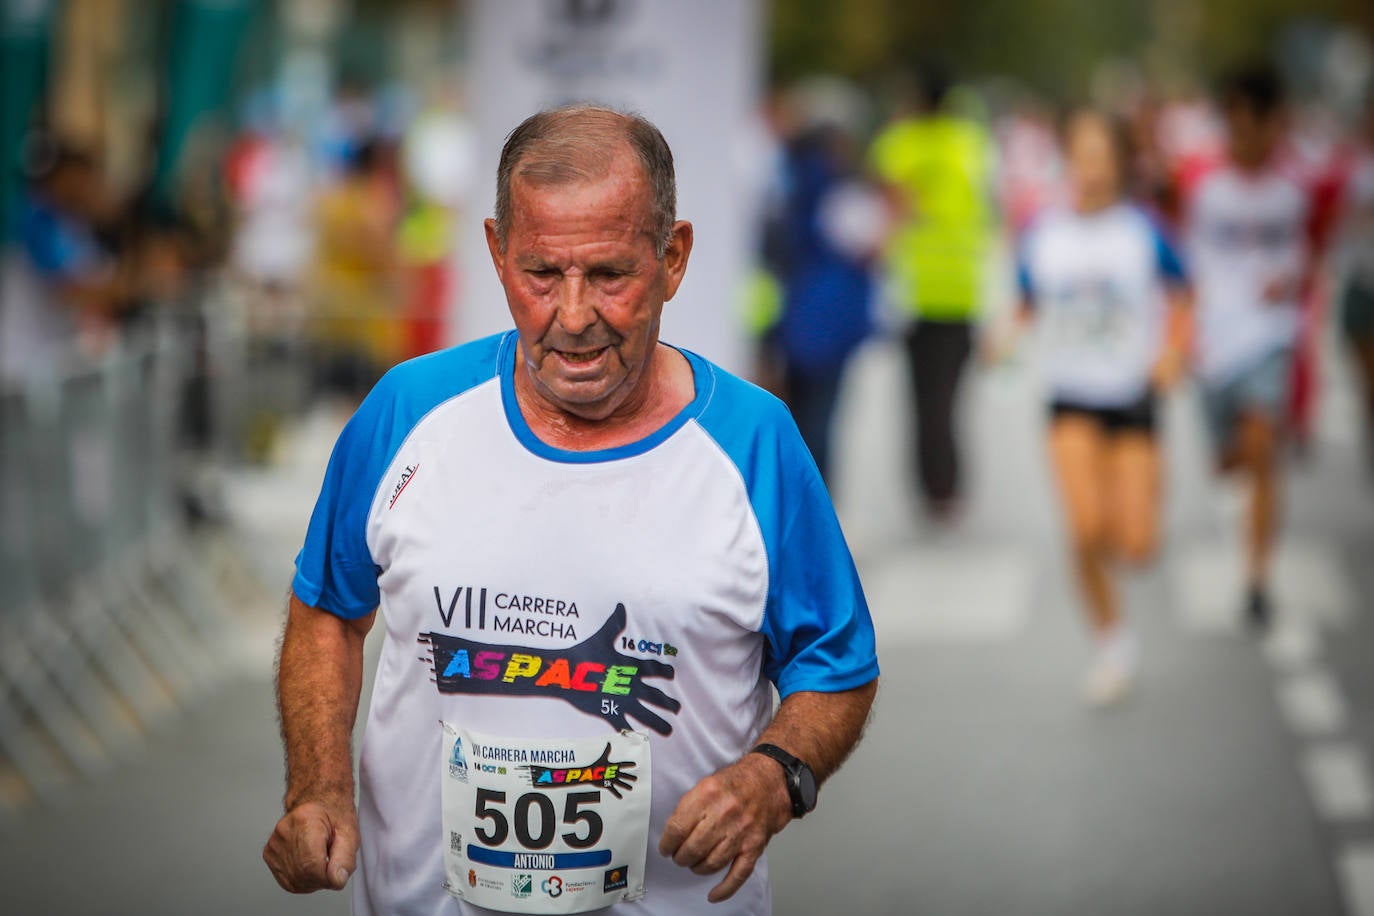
top-left (689, 835), bottom-right (734, 876)
top-left (658, 800), bottom-right (695, 858)
top-left (263, 804), bottom-right (353, 894)
top-left (327, 819), bottom-right (360, 890)
top-left (669, 818), bottom-right (721, 868)
top-left (293, 815), bottom-right (334, 888)
top-left (707, 850), bottom-right (759, 904)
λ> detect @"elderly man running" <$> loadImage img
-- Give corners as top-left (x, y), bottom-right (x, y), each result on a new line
top-left (263, 105), bottom-right (879, 915)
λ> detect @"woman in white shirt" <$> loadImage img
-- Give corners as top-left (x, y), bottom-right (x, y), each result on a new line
top-left (1012, 108), bottom-right (1191, 705)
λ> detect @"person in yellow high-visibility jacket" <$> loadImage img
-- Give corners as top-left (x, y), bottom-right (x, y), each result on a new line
top-left (869, 68), bottom-right (995, 521)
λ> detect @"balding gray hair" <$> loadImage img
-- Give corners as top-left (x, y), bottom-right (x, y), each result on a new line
top-left (493, 105), bottom-right (677, 258)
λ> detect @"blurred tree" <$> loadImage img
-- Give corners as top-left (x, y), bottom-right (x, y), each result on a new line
top-left (769, 0), bottom-right (1373, 99)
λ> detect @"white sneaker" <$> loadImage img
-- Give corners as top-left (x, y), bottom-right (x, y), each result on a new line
top-left (1082, 626), bottom-right (1138, 708)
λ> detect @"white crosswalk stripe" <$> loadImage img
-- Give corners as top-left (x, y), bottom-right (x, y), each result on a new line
top-left (1340, 846), bottom-right (1374, 916)
top-left (1170, 537), bottom-right (1354, 632)
top-left (1302, 743), bottom-right (1374, 821)
top-left (865, 544), bottom-right (1035, 645)
top-left (1276, 670), bottom-right (1349, 738)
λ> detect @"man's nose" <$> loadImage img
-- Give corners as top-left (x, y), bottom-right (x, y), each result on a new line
top-left (556, 277), bottom-right (598, 335)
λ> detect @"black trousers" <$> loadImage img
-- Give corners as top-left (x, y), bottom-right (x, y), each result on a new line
top-left (903, 320), bottom-right (973, 507)
top-left (784, 361), bottom-right (846, 486)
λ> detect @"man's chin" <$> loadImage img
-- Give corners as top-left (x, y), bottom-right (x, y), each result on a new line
top-left (536, 375), bottom-right (624, 419)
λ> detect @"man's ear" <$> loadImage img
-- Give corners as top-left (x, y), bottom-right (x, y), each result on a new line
top-left (661, 221), bottom-right (694, 302)
top-left (484, 218), bottom-right (506, 284)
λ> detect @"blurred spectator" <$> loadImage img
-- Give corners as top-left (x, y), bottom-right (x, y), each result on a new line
top-left (397, 90), bottom-right (473, 360)
top-left (869, 64), bottom-right (995, 522)
top-left (226, 126), bottom-right (315, 336)
top-left (1, 142), bottom-right (122, 387)
top-left (770, 81), bottom-right (883, 484)
top-left (1334, 94), bottom-right (1374, 473)
top-left (309, 137), bottom-right (403, 398)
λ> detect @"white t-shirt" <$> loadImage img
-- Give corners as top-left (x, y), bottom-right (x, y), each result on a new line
top-left (1018, 203), bottom-right (1186, 407)
top-left (1186, 164), bottom-right (1310, 384)
top-left (293, 331), bottom-right (879, 916)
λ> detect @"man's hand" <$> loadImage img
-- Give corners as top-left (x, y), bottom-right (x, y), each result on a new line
top-left (263, 798), bottom-right (360, 893)
top-left (266, 593), bottom-right (372, 895)
top-left (658, 753), bottom-right (792, 904)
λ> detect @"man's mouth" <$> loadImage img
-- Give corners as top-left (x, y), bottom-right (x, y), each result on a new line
top-left (556, 347), bottom-right (608, 365)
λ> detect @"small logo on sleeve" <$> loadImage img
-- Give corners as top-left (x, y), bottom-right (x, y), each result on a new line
top-left (388, 463), bottom-right (420, 509)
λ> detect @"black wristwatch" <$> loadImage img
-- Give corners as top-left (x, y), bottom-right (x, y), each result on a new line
top-left (751, 743), bottom-right (818, 818)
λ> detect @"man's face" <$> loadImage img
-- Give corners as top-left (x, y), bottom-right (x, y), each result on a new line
top-left (485, 154), bottom-right (691, 422)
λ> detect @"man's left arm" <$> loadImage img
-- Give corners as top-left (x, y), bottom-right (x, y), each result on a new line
top-left (659, 679), bottom-right (878, 903)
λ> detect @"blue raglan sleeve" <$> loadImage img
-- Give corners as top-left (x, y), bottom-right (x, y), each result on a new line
top-left (758, 459), bottom-right (879, 698)
top-left (1146, 212), bottom-right (1188, 286)
top-left (1015, 224), bottom-right (1038, 309)
top-left (292, 383), bottom-right (397, 619)
top-left (696, 368), bottom-right (879, 698)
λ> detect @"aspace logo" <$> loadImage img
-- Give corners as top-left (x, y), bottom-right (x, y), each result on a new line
top-left (542, 876), bottom-right (564, 898)
top-left (420, 603), bottom-right (680, 735)
top-left (525, 742), bottom-right (638, 798)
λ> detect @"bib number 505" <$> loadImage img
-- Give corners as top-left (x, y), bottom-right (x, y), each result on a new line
top-left (474, 788), bottom-right (604, 850)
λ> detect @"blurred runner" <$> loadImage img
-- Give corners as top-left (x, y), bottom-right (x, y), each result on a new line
top-left (1333, 94), bottom-right (1374, 474)
top-left (869, 65), bottom-right (995, 522)
top-left (1009, 109), bottom-right (1190, 705)
top-left (1184, 66), bottom-right (1314, 629)
top-left (772, 81), bottom-right (883, 483)
top-left (995, 94), bottom-right (1065, 239)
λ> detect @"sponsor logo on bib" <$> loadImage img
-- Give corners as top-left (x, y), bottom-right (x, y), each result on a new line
top-left (603, 867), bottom-right (628, 893)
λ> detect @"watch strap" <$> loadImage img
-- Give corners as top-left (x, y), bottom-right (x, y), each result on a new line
top-left (750, 743), bottom-right (812, 818)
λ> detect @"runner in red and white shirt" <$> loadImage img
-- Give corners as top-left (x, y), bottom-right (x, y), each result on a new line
top-left (1181, 65), bottom-right (1319, 628)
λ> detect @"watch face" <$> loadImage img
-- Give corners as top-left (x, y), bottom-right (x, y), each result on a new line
top-left (797, 766), bottom-right (818, 811)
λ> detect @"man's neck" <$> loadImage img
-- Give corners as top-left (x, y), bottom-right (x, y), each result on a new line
top-left (514, 343), bottom-right (695, 452)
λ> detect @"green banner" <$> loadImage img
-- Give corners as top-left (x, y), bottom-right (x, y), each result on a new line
top-left (152, 0), bottom-right (255, 205)
top-left (1, 0), bottom-right (54, 240)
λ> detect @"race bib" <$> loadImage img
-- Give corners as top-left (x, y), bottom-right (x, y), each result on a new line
top-left (1045, 287), bottom-right (1132, 357)
top-left (441, 722), bottom-right (651, 913)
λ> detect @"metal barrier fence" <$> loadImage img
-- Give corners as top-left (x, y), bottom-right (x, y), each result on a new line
top-left (0, 313), bottom-right (255, 815)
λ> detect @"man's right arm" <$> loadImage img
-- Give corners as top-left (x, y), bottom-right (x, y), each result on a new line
top-left (263, 591), bottom-right (374, 893)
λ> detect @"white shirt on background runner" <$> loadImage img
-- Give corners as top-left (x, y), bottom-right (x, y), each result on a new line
top-left (293, 331), bottom-right (879, 916)
top-left (1017, 202), bottom-right (1186, 407)
top-left (1186, 164), bottom-right (1311, 385)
